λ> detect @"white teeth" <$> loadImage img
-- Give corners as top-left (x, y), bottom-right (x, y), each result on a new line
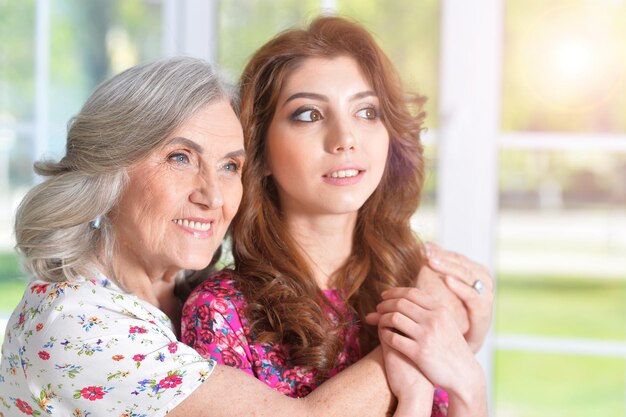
top-left (174, 219), bottom-right (211, 231)
top-left (330, 169), bottom-right (359, 179)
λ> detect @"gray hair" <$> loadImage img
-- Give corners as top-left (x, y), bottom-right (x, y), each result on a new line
top-left (15, 56), bottom-right (236, 282)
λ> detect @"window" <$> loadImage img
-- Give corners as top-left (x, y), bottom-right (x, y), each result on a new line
top-left (2, 2), bottom-right (624, 415)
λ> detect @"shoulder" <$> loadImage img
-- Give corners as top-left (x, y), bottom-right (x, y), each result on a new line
top-left (181, 269), bottom-right (250, 346)
top-left (1, 278), bottom-right (214, 417)
top-left (184, 269), bottom-right (246, 309)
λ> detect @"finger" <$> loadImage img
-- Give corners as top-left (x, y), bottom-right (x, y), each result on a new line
top-left (428, 258), bottom-right (475, 287)
top-left (444, 276), bottom-right (482, 307)
top-left (378, 311), bottom-right (422, 341)
top-left (376, 298), bottom-right (428, 324)
top-left (365, 312), bottom-right (380, 326)
top-left (428, 255), bottom-right (492, 291)
top-left (381, 287), bottom-right (440, 310)
top-left (379, 327), bottom-right (421, 364)
top-left (427, 244), bottom-right (492, 284)
top-left (425, 241), bottom-right (471, 265)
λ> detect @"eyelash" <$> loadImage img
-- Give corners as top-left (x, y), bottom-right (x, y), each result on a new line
top-left (290, 106), bottom-right (323, 123)
top-left (289, 105), bottom-right (380, 123)
top-left (222, 160), bottom-right (242, 174)
top-left (356, 106), bottom-right (379, 120)
top-left (168, 152), bottom-right (190, 164)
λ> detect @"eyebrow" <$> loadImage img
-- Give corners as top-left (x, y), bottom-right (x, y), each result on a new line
top-left (167, 137), bottom-right (204, 154)
top-left (282, 90), bottom-right (378, 107)
top-left (166, 137), bottom-right (245, 160)
top-left (224, 149), bottom-right (246, 160)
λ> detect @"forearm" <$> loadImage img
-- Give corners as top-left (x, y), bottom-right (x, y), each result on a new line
top-left (170, 347), bottom-right (394, 417)
top-left (304, 346), bottom-right (394, 416)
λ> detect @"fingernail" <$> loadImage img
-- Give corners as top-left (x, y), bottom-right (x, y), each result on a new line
top-left (430, 256), bottom-right (441, 265)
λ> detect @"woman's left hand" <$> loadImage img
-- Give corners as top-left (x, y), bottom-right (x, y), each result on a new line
top-left (423, 242), bottom-right (494, 352)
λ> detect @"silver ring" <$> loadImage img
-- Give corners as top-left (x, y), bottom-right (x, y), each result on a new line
top-left (472, 279), bottom-right (485, 294)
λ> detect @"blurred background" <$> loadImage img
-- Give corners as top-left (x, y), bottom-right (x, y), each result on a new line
top-left (0, 1), bottom-right (624, 416)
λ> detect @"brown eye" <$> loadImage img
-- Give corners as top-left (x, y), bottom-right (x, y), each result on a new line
top-left (356, 107), bottom-right (378, 120)
top-left (292, 108), bottom-right (324, 123)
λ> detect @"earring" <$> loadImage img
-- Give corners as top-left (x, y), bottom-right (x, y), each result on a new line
top-left (89, 216), bottom-right (102, 230)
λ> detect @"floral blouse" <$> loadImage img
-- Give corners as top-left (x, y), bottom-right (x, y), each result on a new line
top-left (0, 274), bottom-right (214, 417)
top-left (181, 270), bottom-right (448, 416)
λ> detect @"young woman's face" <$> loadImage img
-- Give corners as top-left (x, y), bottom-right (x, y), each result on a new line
top-left (113, 99), bottom-right (245, 274)
top-left (266, 56), bottom-right (389, 219)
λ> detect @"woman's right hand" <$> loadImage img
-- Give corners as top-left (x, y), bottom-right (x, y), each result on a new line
top-left (381, 341), bottom-right (434, 417)
top-left (370, 287), bottom-right (488, 417)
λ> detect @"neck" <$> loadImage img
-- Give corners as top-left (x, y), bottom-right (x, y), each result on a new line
top-left (106, 248), bottom-right (182, 333)
top-left (286, 213), bottom-right (356, 289)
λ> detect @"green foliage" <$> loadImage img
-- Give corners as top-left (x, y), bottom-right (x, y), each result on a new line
top-left (218, 0), bottom-right (321, 83)
top-left (337, 0), bottom-right (440, 127)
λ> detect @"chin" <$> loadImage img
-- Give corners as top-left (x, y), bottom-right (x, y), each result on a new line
top-left (179, 253), bottom-right (216, 271)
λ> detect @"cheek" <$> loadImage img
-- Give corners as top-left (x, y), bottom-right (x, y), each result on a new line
top-left (224, 183), bottom-right (243, 221)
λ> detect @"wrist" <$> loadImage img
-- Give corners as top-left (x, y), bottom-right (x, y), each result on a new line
top-left (393, 397), bottom-right (432, 417)
top-left (393, 378), bottom-right (434, 417)
top-left (446, 362), bottom-right (487, 417)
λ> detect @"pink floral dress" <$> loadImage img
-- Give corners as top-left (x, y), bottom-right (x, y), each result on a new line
top-left (181, 270), bottom-right (448, 415)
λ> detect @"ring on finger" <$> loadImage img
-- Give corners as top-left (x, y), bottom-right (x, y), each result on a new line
top-left (472, 279), bottom-right (485, 295)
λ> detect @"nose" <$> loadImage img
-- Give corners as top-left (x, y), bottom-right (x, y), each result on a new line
top-left (190, 171), bottom-right (223, 209)
top-left (326, 117), bottom-right (356, 153)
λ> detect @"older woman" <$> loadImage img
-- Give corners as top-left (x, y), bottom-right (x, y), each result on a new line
top-left (0, 57), bottom-right (403, 417)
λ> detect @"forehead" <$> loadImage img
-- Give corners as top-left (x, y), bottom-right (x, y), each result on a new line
top-left (171, 99), bottom-right (244, 150)
top-left (280, 56), bottom-right (373, 95)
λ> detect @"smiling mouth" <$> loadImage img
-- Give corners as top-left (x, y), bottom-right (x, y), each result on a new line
top-left (172, 219), bottom-right (212, 231)
top-left (328, 169), bottom-right (361, 179)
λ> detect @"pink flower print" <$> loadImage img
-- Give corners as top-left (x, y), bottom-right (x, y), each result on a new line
top-left (15, 398), bottom-right (34, 415)
top-left (80, 386), bottom-right (106, 401)
top-left (129, 326), bottom-right (147, 334)
top-left (210, 298), bottom-right (230, 314)
top-left (275, 381), bottom-right (293, 395)
top-left (38, 351), bottom-right (50, 360)
top-left (133, 354), bottom-right (146, 362)
top-left (159, 374), bottom-right (183, 389)
top-left (168, 343), bottom-right (178, 354)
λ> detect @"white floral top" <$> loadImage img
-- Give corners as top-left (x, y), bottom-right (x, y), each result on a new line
top-left (0, 274), bottom-right (215, 417)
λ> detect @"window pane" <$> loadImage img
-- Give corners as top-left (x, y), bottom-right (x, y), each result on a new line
top-left (0, 0), bottom-right (36, 121)
top-left (48, 0), bottom-right (163, 157)
top-left (502, 0), bottom-right (626, 132)
top-left (497, 149), bottom-right (626, 340)
top-left (337, 0), bottom-right (440, 127)
top-left (218, 0), bottom-right (321, 82)
top-left (1, 1), bottom-right (165, 343)
top-left (495, 351), bottom-right (625, 417)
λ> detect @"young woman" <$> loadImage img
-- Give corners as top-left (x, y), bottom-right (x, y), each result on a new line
top-left (181, 16), bottom-right (492, 417)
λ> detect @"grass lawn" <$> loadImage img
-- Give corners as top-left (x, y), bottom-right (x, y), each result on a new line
top-left (0, 252), bottom-right (624, 416)
top-left (494, 351), bottom-right (625, 417)
top-left (496, 274), bottom-right (626, 340)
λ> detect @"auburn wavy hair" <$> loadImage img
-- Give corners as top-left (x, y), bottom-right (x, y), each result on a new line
top-left (232, 15), bottom-right (427, 374)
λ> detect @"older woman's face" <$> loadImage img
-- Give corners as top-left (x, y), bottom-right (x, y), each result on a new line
top-left (113, 100), bottom-right (244, 275)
